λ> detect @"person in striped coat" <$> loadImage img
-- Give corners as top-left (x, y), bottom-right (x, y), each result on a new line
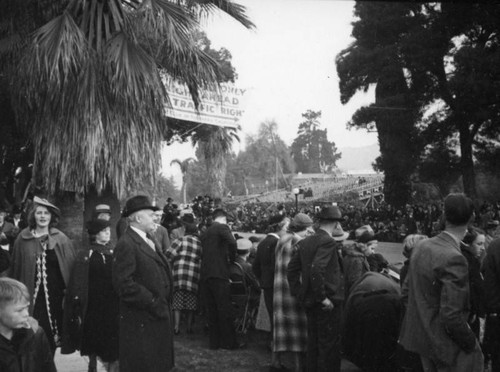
top-left (165, 222), bottom-right (202, 334)
top-left (271, 213), bottom-right (314, 372)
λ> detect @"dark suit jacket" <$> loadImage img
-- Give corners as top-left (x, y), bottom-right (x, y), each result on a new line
top-left (287, 229), bottom-right (344, 307)
top-left (200, 222), bottom-right (236, 280)
top-left (482, 238), bottom-right (500, 313)
top-left (152, 224), bottom-right (171, 255)
top-left (112, 228), bottom-right (174, 372)
top-left (252, 234), bottom-right (279, 289)
top-left (400, 232), bottom-right (476, 366)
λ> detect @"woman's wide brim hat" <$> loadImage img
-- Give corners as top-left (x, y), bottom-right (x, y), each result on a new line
top-left (86, 219), bottom-right (111, 235)
top-left (33, 196), bottom-right (60, 217)
top-left (122, 195), bottom-right (158, 217)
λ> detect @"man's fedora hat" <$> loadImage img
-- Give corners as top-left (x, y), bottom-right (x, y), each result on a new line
top-left (122, 195), bottom-right (158, 218)
top-left (332, 226), bottom-right (349, 241)
top-left (33, 196), bottom-right (60, 217)
top-left (316, 205), bottom-right (344, 221)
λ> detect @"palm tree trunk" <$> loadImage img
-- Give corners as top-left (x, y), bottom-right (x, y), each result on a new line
top-left (84, 185), bottom-right (121, 245)
top-left (182, 175), bottom-right (187, 204)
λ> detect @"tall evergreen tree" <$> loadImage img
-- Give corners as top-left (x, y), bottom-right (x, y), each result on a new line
top-left (337, 2), bottom-right (500, 201)
top-left (336, 2), bottom-right (420, 207)
top-left (290, 110), bottom-right (341, 174)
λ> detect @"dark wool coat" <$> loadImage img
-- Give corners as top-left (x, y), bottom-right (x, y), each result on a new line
top-left (252, 233), bottom-right (279, 289)
top-left (461, 247), bottom-right (485, 318)
top-left (10, 227), bottom-right (76, 315)
top-left (112, 228), bottom-right (174, 372)
top-left (341, 272), bottom-right (401, 371)
top-left (481, 237), bottom-right (500, 313)
top-left (287, 229), bottom-right (344, 307)
top-left (61, 244), bottom-right (119, 361)
top-left (200, 222), bottom-right (236, 281)
top-left (342, 243), bottom-right (370, 298)
top-left (0, 319), bottom-right (56, 372)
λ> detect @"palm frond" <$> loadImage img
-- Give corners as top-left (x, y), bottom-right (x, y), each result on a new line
top-left (3, 0), bottom-right (253, 198)
top-left (187, 0), bottom-right (255, 30)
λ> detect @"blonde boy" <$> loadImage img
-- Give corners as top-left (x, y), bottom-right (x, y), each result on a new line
top-left (0, 278), bottom-right (56, 372)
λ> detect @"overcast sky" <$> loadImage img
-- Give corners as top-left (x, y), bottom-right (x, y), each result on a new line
top-left (162, 0), bottom-right (378, 184)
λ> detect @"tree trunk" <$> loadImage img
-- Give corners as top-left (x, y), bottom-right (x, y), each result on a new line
top-left (459, 124), bottom-right (477, 198)
top-left (84, 184), bottom-right (122, 245)
top-left (54, 191), bottom-right (85, 250)
top-left (181, 175), bottom-right (186, 205)
top-left (375, 63), bottom-right (417, 208)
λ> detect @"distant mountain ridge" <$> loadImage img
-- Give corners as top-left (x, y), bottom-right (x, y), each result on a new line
top-left (337, 144), bottom-right (379, 172)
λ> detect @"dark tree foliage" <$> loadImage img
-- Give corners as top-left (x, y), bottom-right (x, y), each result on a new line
top-left (290, 110), bottom-right (341, 174)
top-left (336, 2), bottom-right (420, 207)
top-left (188, 121), bottom-right (294, 198)
top-left (0, 76), bottom-right (33, 207)
top-left (337, 2), bottom-right (500, 202)
top-left (230, 121), bottom-right (294, 192)
top-left (418, 140), bottom-right (462, 198)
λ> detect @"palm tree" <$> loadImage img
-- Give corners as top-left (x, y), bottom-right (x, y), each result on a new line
top-left (170, 158), bottom-right (195, 204)
top-left (1, 0), bottom-right (253, 199)
top-left (192, 125), bottom-right (239, 198)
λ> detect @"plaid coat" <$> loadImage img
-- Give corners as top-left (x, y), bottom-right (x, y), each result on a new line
top-left (273, 233), bottom-right (307, 352)
top-left (165, 235), bottom-right (202, 293)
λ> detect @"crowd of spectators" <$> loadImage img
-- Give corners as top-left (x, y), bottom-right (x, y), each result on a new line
top-left (1, 192), bottom-right (500, 372)
top-left (162, 195), bottom-right (500, 243)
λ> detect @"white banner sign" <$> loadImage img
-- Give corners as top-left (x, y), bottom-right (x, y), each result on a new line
top-left (162, 74), bottom-right (247, 129)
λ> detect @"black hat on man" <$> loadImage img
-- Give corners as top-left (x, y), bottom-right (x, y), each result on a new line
top-left (122, 195), bottom-right (159, 218)
top-left (316, 205), bottom-right (344, 221)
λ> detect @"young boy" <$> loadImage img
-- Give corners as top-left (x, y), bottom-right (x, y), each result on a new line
top-left (0, 277), bottom-right (56, 372)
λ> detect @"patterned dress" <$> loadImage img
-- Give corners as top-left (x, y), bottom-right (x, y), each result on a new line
top-left (273, 233), bottom-right (307, 352)
top-left (165, 234), bottom-right (202, 311)
top-left (33, 240), bottom-right (65, 352)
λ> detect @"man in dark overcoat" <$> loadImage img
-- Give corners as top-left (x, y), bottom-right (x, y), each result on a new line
top-left (400, 193), bottom-right (483, 371)
top-left (200, 208), bottom-right (239, 350)
top-left (483, 236), bottom-right (500, 371)
top-left (287, 205), bottom-right (345, 372)
top-left (112, 195), bottom-right (174, 372)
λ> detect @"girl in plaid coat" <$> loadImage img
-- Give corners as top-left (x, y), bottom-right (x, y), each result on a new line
top-left (271, 213), bottom-right (314, 372)
top-left (165, 222), bottom-right (202, 334)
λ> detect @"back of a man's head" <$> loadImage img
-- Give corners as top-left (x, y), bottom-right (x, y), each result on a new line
top-left (212, 208), bottom-right (227, 221)
top-left (444, 193), bottom-right (474, 226)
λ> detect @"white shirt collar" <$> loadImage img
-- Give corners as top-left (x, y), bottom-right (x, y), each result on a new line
top-left (130, 226), bottom-right (154, 250)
